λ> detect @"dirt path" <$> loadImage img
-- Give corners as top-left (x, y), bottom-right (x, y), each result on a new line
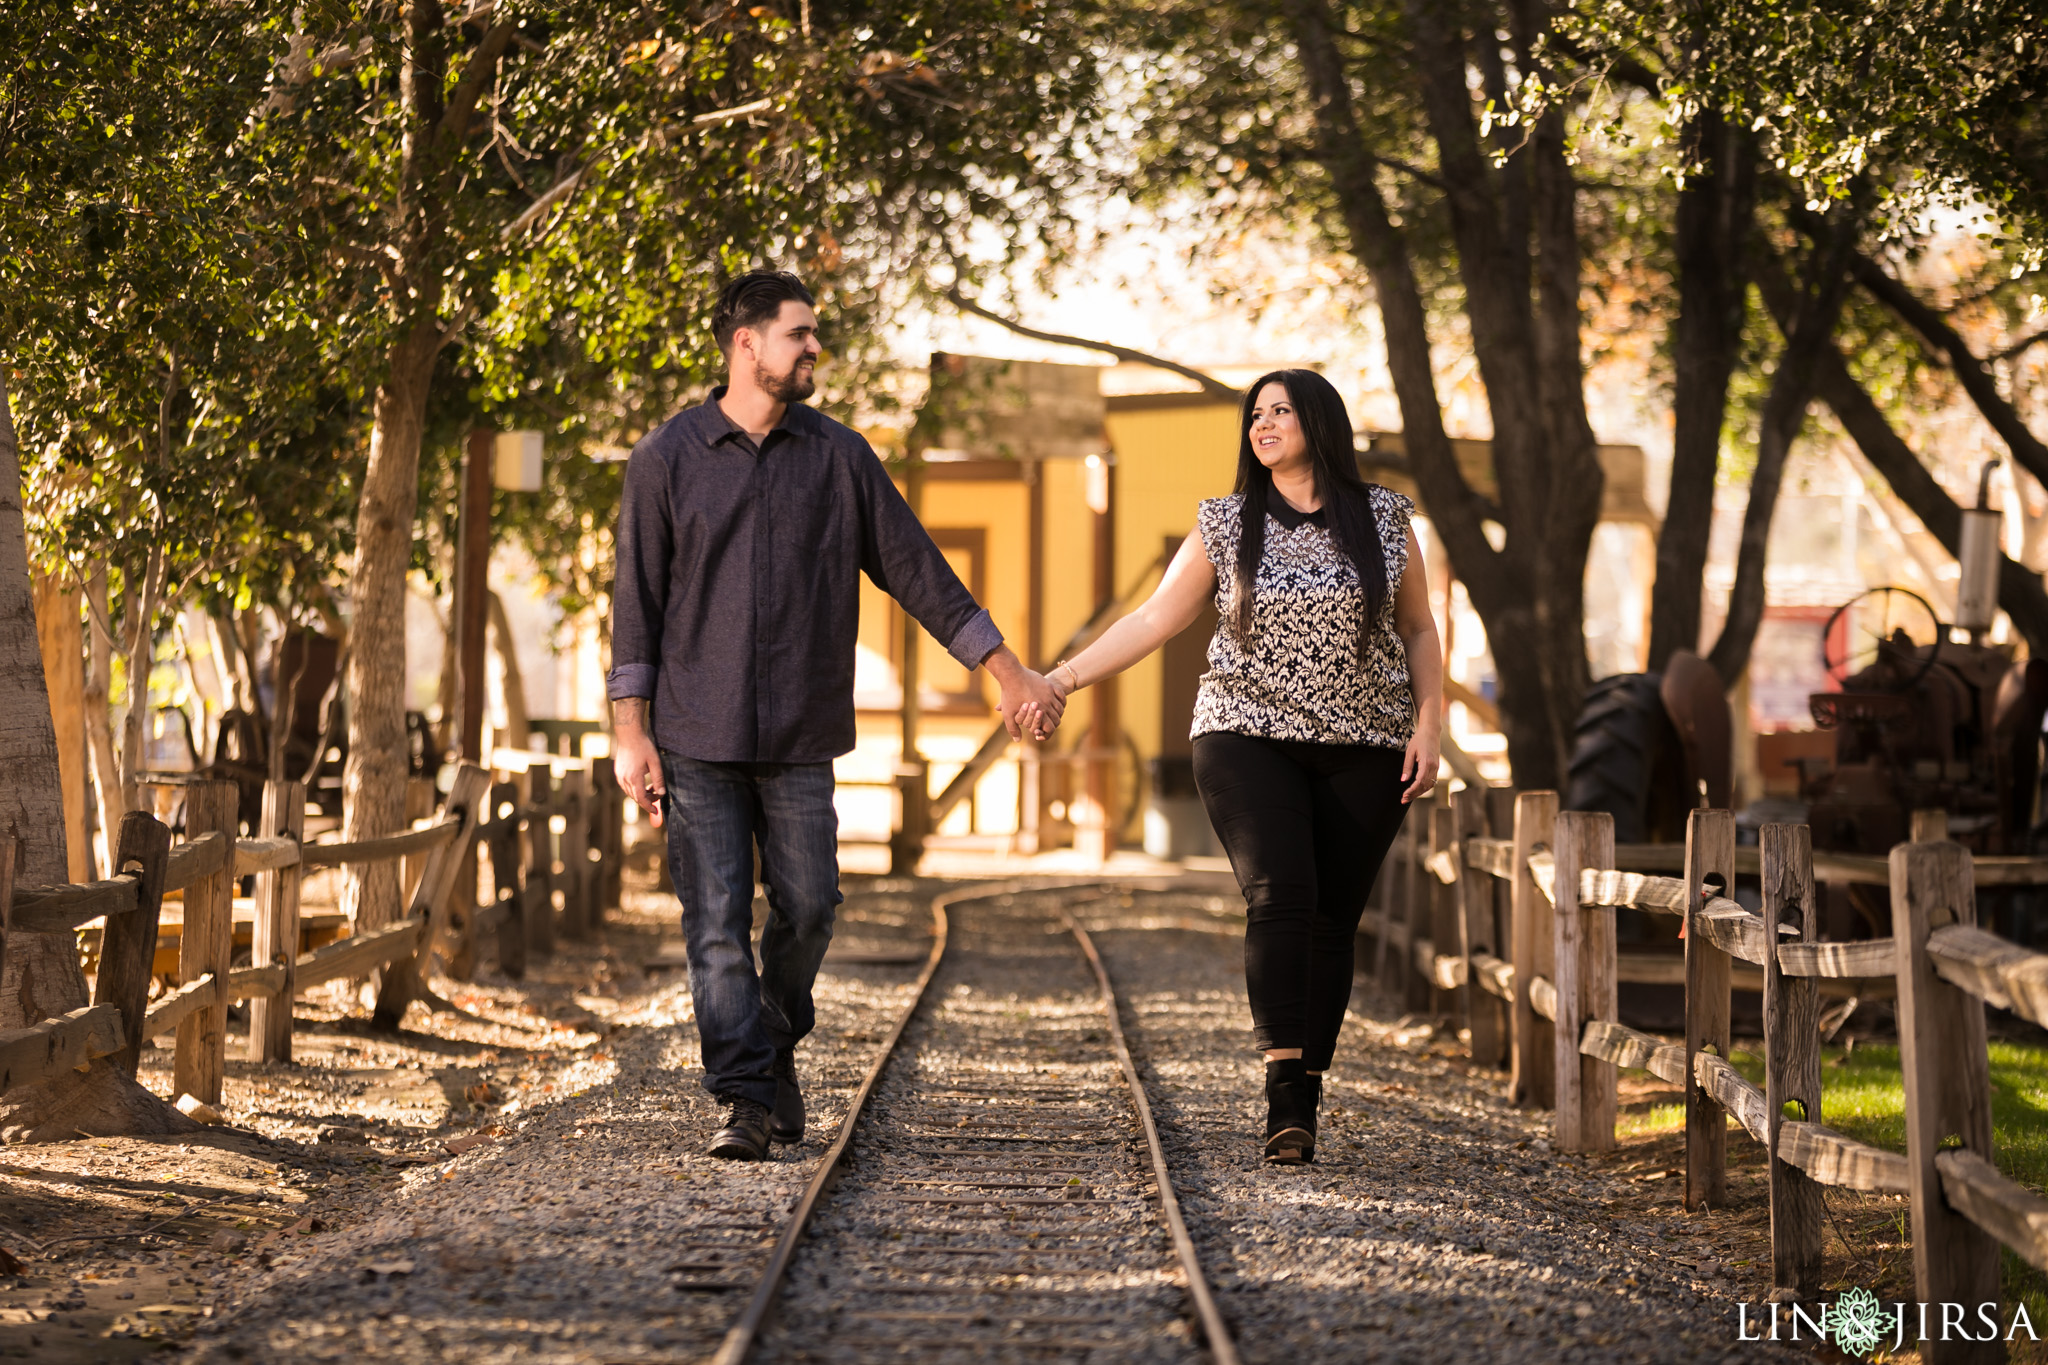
top-left (3, 876), bottom-right (1865, 1362)
top-left (0, 868), bottom-right (935, 1362)
top-left (1082, 894), bottom-right (1816, 1364)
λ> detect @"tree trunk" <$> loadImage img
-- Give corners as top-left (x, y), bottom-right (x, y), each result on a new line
top-left (116, 543), bottom-right (164, 813)
top-left (341, 320), bottom-right (443, 947)
top-left (488, 588), bottom-right (530, 749)
top-left (1706, 217), bottom-right (1857, 684)
top-left (435, 592), bottom-right (459, 758)
top-left (84, 561), bottom-right (124, 876)
top-left (0, 371), bottom-right (65, 886)
top-left (1522, 56), bottom-right (1604, 776)
top-left (0, 368), bottom-right (194, 1141)
top-left (223, 603), bottom-right (265, 722)
top-left (33, 571), bottom-right (90, 883)
top-left (1648, 113), bottom-right (1755, 669)
top-left (1282, 0), bottom-right (1602, 787)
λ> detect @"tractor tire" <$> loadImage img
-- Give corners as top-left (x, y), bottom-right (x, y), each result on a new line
top-left (1565, 672), bottom-right (1690, 846)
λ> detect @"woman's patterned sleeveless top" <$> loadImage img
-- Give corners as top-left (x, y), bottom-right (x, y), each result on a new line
top-left (1189, 484), bottom-right (1417, 748)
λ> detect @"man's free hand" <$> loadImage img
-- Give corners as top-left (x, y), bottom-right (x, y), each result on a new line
top-left (611, 698), bottom-right (666, 827)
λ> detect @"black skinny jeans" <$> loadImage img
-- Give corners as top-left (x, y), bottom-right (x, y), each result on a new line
top-left (1192, 731), bottom-right (1411, 1070)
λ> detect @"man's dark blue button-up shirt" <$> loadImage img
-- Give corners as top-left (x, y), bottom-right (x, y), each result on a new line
top-left (607, 390), bottom-right (1003, 764)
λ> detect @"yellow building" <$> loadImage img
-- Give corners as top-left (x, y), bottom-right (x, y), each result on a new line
top-left (837, 355), bottom-right (1660, 866)
top-left (839, 358), bottom-right (1239, 862)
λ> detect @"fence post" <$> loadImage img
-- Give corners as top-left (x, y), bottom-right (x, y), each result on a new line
top-left (373, 763), bottom-right (491, 1029)
top-left (1762, 822), bottom-right (1825, 1299)
top-left (248, 780), bottom-right (305, 1064)
top-left (1894, 839), bottom-right (2003, 1364)
top-left (561, 769), bottom-right (592, 941)
top-left (91, 812), bottom-right (171, 1076)
top-left (1428, 797), bottom-right (1460, 1020)
top-left (487, 779), bottom-right (526, 980)
top-left (174, 780), bottom-right (237, 1106)
top-left (1684, 807), bottom-right (1736, 1212)
top-left (443, 823), bottom-right (482, 983)
top-left (1553, 809), bottom-right (1616, 1151)
top-left (1487, 787), bottom-right (1516, 1055)
top-left (1510, 790), bottom-right (1559, 1108)
top-left (0, 834), bottom-right (10, 992)
top-left (1378, 814), bottom-right (1418, 1008)
top-left (399, 776), bottom-right (436, 908)
top-left (524, 767), bottom-right (556, 964)
top-left (1372, 817), bottom-right (1401, 992)
top-left (1454, 787), bottom-right (1504, 1068)
top-left (1401, 809), bottom-right (1432, 1013)
top-left (599, 762), bottom-right (624, 913)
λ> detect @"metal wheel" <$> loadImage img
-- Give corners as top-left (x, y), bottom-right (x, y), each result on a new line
top-left (1822, 587), bottom-right (1943, 690)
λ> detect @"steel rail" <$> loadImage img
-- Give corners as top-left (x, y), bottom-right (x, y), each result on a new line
top-left (710, 879), bottom-right (1080, 1365)
top-left (1066, 912), bottom-right (1244, 1365)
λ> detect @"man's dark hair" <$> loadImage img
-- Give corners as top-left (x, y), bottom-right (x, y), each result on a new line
top-left (712, 271), bottom-right (815, 355)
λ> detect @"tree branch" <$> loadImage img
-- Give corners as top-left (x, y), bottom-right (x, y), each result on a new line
top-left (944, 288), bottom-right (1241, 405)
top-left (692, 97), bottom-right (775, 127)
top-left (1991, 327), bottom-right (2048, 364)
top-left (1375, 154), bottom-right (1446, 189)
top-left (502, 165), bottom-right (585, 241)
top-left (1543, 34), bottom-right (1661, 95)
top-left (1761, 259), bottom-right (2048, 653)
top-left (1841, 245), bottom-right (2048, 489)
top-left (432, 19), bottom-right (518, 173)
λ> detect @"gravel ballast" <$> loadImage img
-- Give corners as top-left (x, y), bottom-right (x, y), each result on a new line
top-left (1082, 889), bottom-right (1811, 1364)
top-left (6, 874), bottom-right (1833, 1362)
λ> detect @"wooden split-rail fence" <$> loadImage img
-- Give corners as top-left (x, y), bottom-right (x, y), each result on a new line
top-left (1364, 787), bottom-right (2048, 1357)
top-left (0, 756), bottom-right (625, 1114)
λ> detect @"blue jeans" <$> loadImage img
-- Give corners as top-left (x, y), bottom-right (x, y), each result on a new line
top-left (661, 752), bottom-right (841, 1108)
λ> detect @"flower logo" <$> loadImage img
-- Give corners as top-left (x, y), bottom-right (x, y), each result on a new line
top-left (1833, 1287), bottom-right (1890, 1357)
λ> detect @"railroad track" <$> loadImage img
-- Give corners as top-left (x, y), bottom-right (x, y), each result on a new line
top-left (700, 882), bottom-right (1239, 1365)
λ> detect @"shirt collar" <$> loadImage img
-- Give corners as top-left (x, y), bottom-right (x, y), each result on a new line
top-left (1266, 484), bottom-right (1327, 530)
top-left (699, 386), bottom-right (813, 447)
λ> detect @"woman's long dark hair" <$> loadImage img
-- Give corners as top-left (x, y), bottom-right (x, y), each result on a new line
top-left (1230, 369), bottom-right (1389, 660)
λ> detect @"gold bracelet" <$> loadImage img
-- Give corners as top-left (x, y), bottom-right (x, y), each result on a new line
top-left (1055, 660), bottom-right (1081, 692)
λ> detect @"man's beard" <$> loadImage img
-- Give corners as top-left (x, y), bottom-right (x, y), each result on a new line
top-left (757, 357), bottom-right (817, 403)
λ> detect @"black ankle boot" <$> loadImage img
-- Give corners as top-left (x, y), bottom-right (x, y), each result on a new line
top-left (1264, 1058), bottom-right (1318, 1164)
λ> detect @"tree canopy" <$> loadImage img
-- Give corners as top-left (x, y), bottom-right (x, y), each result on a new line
top-left (1563, 0), bottom-right (2048, 266)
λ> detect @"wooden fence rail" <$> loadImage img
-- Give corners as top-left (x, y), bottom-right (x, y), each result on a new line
top-left (0, 757), bottom-right (627, 1111)
top-left (1368, 790), bottom-right (2048, 1359)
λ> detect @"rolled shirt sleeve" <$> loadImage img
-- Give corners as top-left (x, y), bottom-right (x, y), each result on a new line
top-left (943, 607), bottom-right (1004, 670)
top-left (606, 443), bottom-right (672, 701)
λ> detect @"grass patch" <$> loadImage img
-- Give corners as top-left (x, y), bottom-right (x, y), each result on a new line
top-left (1723, 1040), bottom-right (2048, 1189)
top-left (1725, 1038), bottom-right (2048, 1342)
top-left (1616, 1099), bottom-right (1685, 1140)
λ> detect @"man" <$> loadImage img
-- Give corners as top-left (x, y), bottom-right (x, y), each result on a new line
top-left (609, 270), bottom-right (1062, 1160)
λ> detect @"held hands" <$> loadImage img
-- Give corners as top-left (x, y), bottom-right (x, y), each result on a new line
top-left (1000, 668), bottom-right (1065, 742)
top-left (1401, 726), bottom-right (1442, 804)
top-left (1014, 662), bottom-right (1075, 743)
top-left (984, 645), bottom-right (1065, 742)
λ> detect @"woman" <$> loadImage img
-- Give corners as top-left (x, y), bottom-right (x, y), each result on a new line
top-left (1022, 369), bottom-right (1442, 1165)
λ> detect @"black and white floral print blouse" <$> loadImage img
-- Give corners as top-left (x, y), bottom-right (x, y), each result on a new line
top-left (1190, 484), bottom-right (1417, 749)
